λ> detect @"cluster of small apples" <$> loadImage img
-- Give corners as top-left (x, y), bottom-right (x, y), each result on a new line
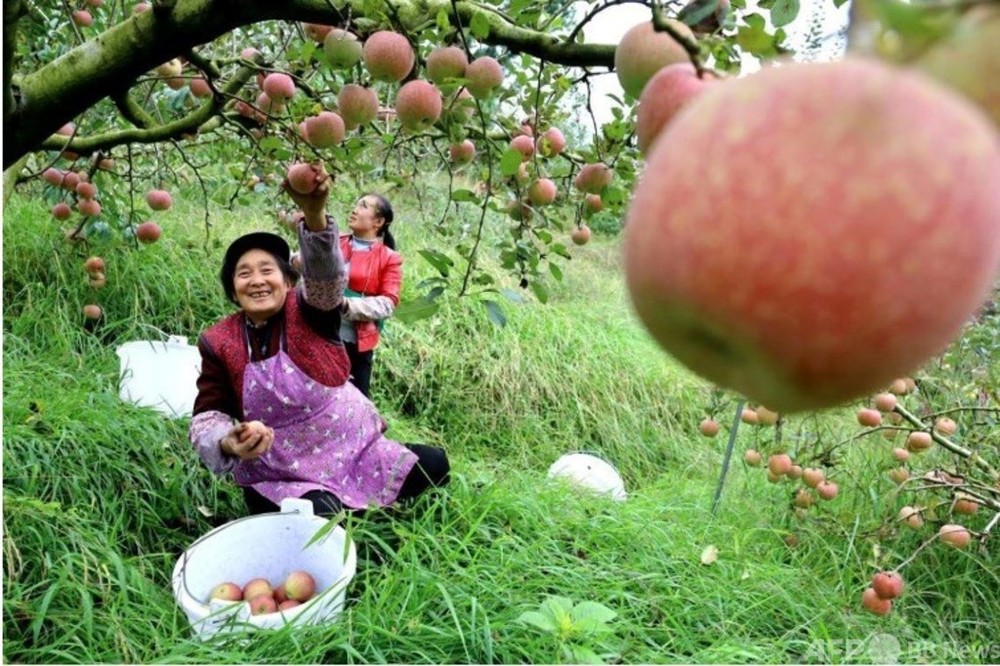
top-left (704, 403), bottom-right (843, 508)
top-left (44, 124), bottom-right (111, 224)
top-left (699, 375), bottom-right (987, 619)
top-left (759, 452), bottom-right (839, 506)
top-left (137, 188), bottom-right (170, 244)
top-left (230, 28), bottom-right (503, 146)
top-left (208, 570), bottom-right (317, 616)
top-left (567, 163), bottom-right (615, 247)
top-left (500, 124), bottom-right (610, 248)
top-left (65, 187), bottom-right (168, 325)
top-left (43, 127), bottom-right (165, 246)
top-left (854, 377), bottom-right (963, 487)
top-left (236, 24), bottom-right (608, 255)
top-left (83, 255), bottom-right (106, 290)
top-left (861, 571), bottom-right (905, 616)
top-left (858, 377), bottom-right (984, 538)
top-left (862, 520), bottom-right (978, 616)
top-left (81, 255), bottom-right (105, 322)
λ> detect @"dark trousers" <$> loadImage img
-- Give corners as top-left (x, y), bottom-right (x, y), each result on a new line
top-left (242, 443), bottom-right (450, 516)
top-left (344, 342), bottom-right (373, 398)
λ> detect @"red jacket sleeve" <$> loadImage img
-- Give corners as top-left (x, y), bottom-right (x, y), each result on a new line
top-left (379, 249), bottom-right (402, 306)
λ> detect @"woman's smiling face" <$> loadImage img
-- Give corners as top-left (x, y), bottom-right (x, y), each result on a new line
top-left (233, 249), bottom-right (291, 324)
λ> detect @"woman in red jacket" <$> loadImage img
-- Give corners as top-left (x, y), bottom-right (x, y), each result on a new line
top-left (338, 193), bottom-right (401, 397)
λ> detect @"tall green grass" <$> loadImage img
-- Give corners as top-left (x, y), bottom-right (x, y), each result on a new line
top-left (4, 185), bottom-right (998, 664)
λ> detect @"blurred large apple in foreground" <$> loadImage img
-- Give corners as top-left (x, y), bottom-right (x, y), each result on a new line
top-left (624, 58), bottom-right (1000, 413)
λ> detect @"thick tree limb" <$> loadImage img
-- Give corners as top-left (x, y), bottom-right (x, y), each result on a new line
top-left (3, 0), bottom-right (616, 168)
top-left (40, 63), bottom-right (256, 156)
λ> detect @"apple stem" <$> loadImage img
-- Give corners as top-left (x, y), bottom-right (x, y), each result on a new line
top-left (651, 4), bottom-right (704, 76)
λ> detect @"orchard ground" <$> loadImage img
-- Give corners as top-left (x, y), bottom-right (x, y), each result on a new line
top-left (3, 180), bottom-right (999, 664)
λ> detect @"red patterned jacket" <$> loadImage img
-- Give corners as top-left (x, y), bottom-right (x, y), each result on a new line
top-left (340, 234), bottom-right (402, 353)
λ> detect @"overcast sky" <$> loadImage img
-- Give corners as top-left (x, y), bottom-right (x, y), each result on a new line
top-left (575, 0), bottom-right (852, 125)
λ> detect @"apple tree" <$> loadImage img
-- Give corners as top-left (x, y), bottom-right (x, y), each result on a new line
top-left (3, 0), bottom-right (820, 314)
top-left (4, 0), bottom-right (999, 617)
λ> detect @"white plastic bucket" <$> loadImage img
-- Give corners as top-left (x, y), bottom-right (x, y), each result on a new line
top-left (116, 335), bottom-right (201, 418)
top-left (171, 498), bottom-right (357, 639)
top-left (547, 453), bottom-right (628, 501)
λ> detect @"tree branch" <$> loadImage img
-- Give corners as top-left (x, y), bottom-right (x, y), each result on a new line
top-left (38, 62), bottom-right (257, 158)
top-left (4, 0), bottom-right (617, 168)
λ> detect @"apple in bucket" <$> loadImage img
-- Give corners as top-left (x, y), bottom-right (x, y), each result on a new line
top-left (206, 570), bottom-right (318, 614)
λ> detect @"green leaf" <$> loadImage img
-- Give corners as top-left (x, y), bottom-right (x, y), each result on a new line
top-left (303, 512), bottom-right (345, 548)
top-left (394, 296), bottom-right (441, 324)
top-left (499, 288), bottom-right (524, 303)
top-left (301, 40), bottom-right (317, 64)
top-left (500, 149), bottom-right (524, 176)
top-left (737, 14), bottom-right (781, 57)
top-left (604, 186), bottom-right (624, 205)
top-left (572, 601), bottom-right (616, 623)
top-left (548, 262), bottom-right (563, 281)
top-left (259, 136), bottom-right (283, 152)
top-left (542, 595), bottom-right (574, 616)
top-left (769, 0), bottom-right (799, 27)
top-left (483, 299), bottom-right (507, 327)
top-left (530, 280), bottom-right (549, 304)
top-left (470, 12), bottom-right (490, 39)
top-left (517, 610), bottom-right (556, 633)
top-left (679, 0), bottom-right (718, 26)
top-left (875, 0), bottom-right (954, 40)
top-left (569, 645), bottom-right (606, 665)
top-left (436, 8), bottom-right (451, 30)
top-left (571, 601), bottom-right (617, 633)
top-left (418, 249), bottom-right (454, 277)
top-left (451, 188), bottom-right (479, 203)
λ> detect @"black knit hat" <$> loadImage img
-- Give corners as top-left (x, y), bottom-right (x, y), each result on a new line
top-left (220, 232), bottom-right (291, 302)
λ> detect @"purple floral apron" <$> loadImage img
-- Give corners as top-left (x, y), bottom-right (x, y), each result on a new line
top-left (232, 331), bottom-right (417, 510)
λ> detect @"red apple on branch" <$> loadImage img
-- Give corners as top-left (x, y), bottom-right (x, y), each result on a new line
top-left (363, 31), bottom-right (414, 83)
top-left (324, 29), bottom-right (363, 69)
